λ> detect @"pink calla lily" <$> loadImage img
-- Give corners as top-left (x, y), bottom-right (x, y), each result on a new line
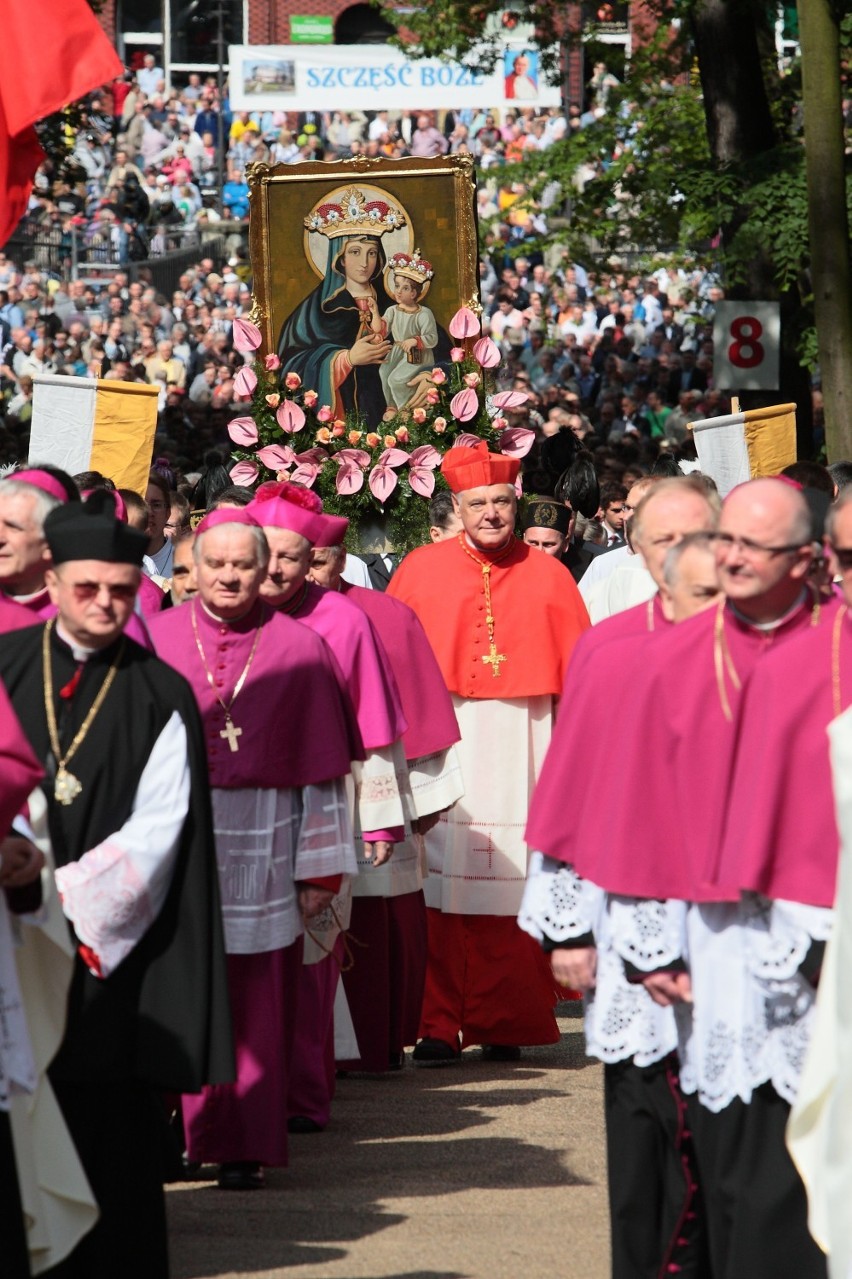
top-left (232, 317), bottom-right (262, 352)
top-left (472, 336), bottom-right (501, 368)
top-left (276, 400), bottom-right (306, 433)
top-left (492, 390), bottom-right (529, 410)
top-left (257, 444), bottom-right (297, 471)
top-left (454, 432), bottom-right (483, 448)
top-left (296, 447), bottom-right (330, 464)
top-left (447, 306), bottom-right (481, 340)
top-left (230, 459), bottom-right (259, 486)
top-left (368, 448), bottom-right (410, 503)
top-left (233, 366), bottom-right (257, 398)
top-left (336, 464), bottom-right (366, 495)
top-left (498, 426), bottom-right (536, 458)
top-left (290, 462), bottom-right (322, 487)
top-left (408, 445), bottom-right (442, 469)
top-left (449, 388), bottom-right (479, 422)
top-left (407, 444), bottom-right (442, 497)
top-left (227, 416), bottom-right (259, 446)
top-left (335, 448), bottom-right (372, 469)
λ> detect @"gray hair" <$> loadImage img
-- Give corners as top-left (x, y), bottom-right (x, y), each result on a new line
top-left (0, 479), bottom-right (61, 531)
top-left (825, 487), bottom-right (852, 543)
top-left (631, 476), bottom-right (719, 549)
top-left (662, 531), bottom-right (715, 589)
top-left (194, 522), bottom-right (270, 569)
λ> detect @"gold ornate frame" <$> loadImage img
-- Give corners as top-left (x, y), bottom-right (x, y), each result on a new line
top-left (245, 154), bottom-right (480, 354)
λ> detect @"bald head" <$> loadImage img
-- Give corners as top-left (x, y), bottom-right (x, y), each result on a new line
top-left (630, 478), bottom-right (719, 587)
top-left (714, 478), bottom-right (814, 622)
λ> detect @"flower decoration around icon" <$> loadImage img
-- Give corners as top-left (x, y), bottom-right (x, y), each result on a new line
top-left (369, 448), bottom-right (410, 502)
top-left (448, 306), bottom-right (481, 339)
top-left (232, 318), bottom-right (262, 353)
top-left (234, 366), bottom-right (258, 398)
top-left (230, 459), bottom-right (260, 485)
top-left (228, 416), bottom-right (259, 446)
top-left (277, 400), bottom-right (306, 433)
top-left (408, 445), bottom-right (442, 497)
top-left (450, 388), bottom-right (479, 422)
top-left (498, 427), bottom-right (536, 458)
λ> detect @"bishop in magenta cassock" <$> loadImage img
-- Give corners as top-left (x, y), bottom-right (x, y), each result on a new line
top-left (150, 507), bottom-right (363, 1188)
top-left (531, 479), bottom-right (830, 1279)
top-left (308, 520), bottom-right (464, 1074)
top-left (245, 482), bottom-right (411, 1129)
top-left (521, 514), bottom-right (721, 1279)
top-left (388, 441), bottom-right (589, 1061)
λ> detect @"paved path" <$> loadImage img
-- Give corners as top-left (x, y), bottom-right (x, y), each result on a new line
top-left (168, 1008), bottom-right (610, 1279)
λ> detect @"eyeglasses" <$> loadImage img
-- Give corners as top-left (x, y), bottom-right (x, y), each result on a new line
top-left (69, 582), bottom-right (137, 602)
top-left (829, 544), bottom-right (852, 572)
top-left (711, 532), bottom-right (808, 559)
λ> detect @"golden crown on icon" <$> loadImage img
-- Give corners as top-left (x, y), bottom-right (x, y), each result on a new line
top-left (304, 186), bottom-right (406, 238)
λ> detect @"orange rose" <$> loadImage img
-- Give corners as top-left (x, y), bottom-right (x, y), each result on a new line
top-left (384, 434), bottom-right (397, 448)
top-left (365, 432), bottom-right (381, 448)
top-left (315, 426), bottom-right (332, 443)
top-left (347, 430), bottom-right (363, 445)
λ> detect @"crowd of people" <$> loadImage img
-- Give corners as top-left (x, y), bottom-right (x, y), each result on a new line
top-left (3, 442), bottom-right (852, 1279)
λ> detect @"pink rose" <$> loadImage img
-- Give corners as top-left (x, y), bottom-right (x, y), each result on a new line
top-left (450, 347), bottom-right (465, 363)
top-left (433, 417), bottom-right (447, 433)
top-left (264, 353), bottom-right (281, 372)
top-left (493, 415), bottom-right (509, 430)
top-left (332, 423), bottom-right (345, 438)
top-left (265, 392), bottom-right (281, 408)
top-left (463, 372), bottom-right (481, 388)
top-left (426, 389), bottom-right (440, 405)
top-left (395, 426), bottom-right (410, 443)
top-left (303, 389), bottom-right (318, 407)
top-left (284, 372), bottom-right (302, 390)
top-left (412, 407), bottom-right (427, 424)
top-left (430, 368), bottom-right (447, 385)
top-left (316, 405), bottom-right (333, 423)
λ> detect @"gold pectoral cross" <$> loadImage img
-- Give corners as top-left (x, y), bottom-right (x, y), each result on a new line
top-left (220, 716), bottom-right (243, 752)
top-left (482, 642), bottom-right (507, 677)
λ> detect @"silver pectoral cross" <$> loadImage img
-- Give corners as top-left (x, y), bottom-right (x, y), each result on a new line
top-left (220, 716), bottom-right (242, 752)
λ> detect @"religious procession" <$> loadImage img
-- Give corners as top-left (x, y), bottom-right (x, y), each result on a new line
top-left (3, 2), bottom-right (852, 1278)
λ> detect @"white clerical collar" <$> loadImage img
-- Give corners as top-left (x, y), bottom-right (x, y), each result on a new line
top-left (55, 620), bottom-right (101, 662)
top-left (9, 586), bottom-right (47, 604)
top-left (728, 588), bottom-right (808, 632)
top-left (200, 599), bottom-right (255, 625)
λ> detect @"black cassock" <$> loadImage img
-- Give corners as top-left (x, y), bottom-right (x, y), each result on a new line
top-left (0, 623), bottom-right (233, 1279)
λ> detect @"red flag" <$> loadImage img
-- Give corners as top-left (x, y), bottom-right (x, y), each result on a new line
top-left (0, 0), bottom-right (123, 246)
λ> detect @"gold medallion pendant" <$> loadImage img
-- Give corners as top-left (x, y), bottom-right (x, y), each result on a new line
top-left (54, 766), bottom-right (83, 806)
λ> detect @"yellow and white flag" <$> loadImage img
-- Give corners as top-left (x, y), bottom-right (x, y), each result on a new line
top-left (29, 374), bottom-right (159, 497)
top-left (691, 402), bottom-right (797, 497)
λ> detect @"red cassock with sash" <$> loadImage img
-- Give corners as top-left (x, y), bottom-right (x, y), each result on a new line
top-left (388, 443), bottom-right (590, 1050)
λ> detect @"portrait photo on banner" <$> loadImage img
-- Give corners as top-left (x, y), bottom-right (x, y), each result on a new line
top-left (247, 155), bottom-right (479, 428)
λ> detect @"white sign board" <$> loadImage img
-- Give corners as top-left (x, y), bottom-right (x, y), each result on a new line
top-left (713, 301), bottom-right (781, 391)
top-left (228, 44), bottom-right (562, 114)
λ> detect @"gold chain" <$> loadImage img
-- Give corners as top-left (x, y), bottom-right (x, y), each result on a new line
top-left (43, 618), bottom-right (124, 804)
top-left (190, 600), bottom-right (265, 719)
top-left (457, 534), bottom-right (514, 678)
top-left (713, 599), bottom-right (742, 723)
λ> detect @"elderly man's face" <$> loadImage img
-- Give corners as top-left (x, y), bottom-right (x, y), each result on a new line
top-left (259, 525), bottom-right (312, 605)
top-left (170, 538), bottom-right (198, 604)
top-left (196, 525), bottom-right (265, 619)
top-left (456, 484), bottom-right (516, 549)
top-left (46, 560), bottom-right (140, 649)
top-left (0, 489), bottom-right (52, 593)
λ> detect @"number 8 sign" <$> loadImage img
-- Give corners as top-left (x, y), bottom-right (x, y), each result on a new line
top-left (713, 301), bottom-right (780, 391)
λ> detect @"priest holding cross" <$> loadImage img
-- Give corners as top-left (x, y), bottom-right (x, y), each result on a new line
top-left (388, 442), bottom-right (590, 1062)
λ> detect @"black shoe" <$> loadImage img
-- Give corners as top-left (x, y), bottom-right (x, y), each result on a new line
top-left (288, 1115), bottom-right (323, 1134)
top-left (387, 1050), bottom-right (405, 1072)
top-left (481, 1044), bottom-right (522, 1062)
top-left (217, 1161), bottom-right (264, 1190)
top-left (412, 1036), bottom-right (461, 1065)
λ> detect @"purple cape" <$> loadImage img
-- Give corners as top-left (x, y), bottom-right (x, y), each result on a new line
top-left (528, 597), bottom-right (831, 902)
top-left (287, 581), bottom-right (407, 751)
top-left (341, 582), bottom-right (459, 761)
top-left (149, 598), bottom-right (363, 787)
top-left (709, 606), bottom-right (850, 908)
